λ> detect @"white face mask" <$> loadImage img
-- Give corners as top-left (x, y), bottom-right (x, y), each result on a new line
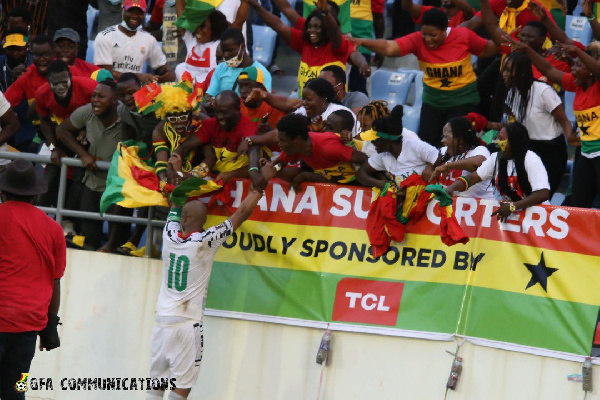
top-left (121, 10), bottom-right (143, 32)
top-left (225, 45), bottom-right (244, 68)
top-left (108, 0), bottom-right (123, 5)
top-left (165, 0), bottom-right (176, 6)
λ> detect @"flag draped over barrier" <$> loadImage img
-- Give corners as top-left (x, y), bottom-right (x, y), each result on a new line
top-left (202, 180), bottom-right (600, 360)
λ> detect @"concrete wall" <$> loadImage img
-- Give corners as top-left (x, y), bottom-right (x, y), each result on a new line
top-left (24, 250), bottom-right (598, 400)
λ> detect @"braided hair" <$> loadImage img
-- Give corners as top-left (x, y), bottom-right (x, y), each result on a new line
top-left (443, 117), bottom-right (480, 162)
top-left (496, 122), bottom-right (532, 201)
top-left (372, 105), bottom-right (404, 138)
top-left (358, 100), bottom-right (390, 122)
top-left (491, 51), bottom-right (535, 122)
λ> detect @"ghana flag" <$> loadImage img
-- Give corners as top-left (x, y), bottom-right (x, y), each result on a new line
top-left (202, 180), bottom-right (600, 359)
top-left (175, 0), bottom-right (225, 32)
top-left (303, 0), bottom-right (352, 34)
top-left (563, 74), bottom-right (600, 158)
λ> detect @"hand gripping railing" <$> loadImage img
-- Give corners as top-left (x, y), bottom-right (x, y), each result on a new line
top-left (0, 151), bottom-right (166, 257)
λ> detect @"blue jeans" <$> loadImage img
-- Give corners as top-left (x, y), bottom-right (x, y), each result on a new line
top-left (0, 331), bottom-right (37, 400)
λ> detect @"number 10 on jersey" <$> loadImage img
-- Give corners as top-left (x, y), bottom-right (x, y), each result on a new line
top-left (168, 253), bottom-right (190, 291)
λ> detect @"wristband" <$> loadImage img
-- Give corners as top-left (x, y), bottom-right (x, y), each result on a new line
top-left (248, 167), bottom-right (259, 173)
top-left (457, 176), bottom-right (470, 190)
top-left (274, 163), bottom-right (282, 172)
top-left (587, 15), bottom-right (595, 21)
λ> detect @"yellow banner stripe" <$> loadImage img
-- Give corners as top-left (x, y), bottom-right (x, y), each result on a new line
top-left (574, 105), bottom-right (600, 141)
top-left (210, 218), bottom-right (600, 306)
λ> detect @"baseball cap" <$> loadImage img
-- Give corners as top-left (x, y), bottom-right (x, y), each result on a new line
top-left (3, 33), bottom-right (27, 48)
top-left (238, 66), bottom-right (265, 86)
top-left (53, 28), bottom-right (80, 43)
top-left (123, 0), bottom-right (147, 12)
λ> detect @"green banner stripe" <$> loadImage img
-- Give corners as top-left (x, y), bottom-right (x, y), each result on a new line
top-left (459, 286), bottom-right (598, 355)
top-left (99, 152), bottom-right (125, 214)
top-left (208, 261), bottom-right (467, 334)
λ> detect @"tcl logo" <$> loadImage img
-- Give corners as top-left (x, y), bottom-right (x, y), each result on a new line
top-left (332, 278), bottom-right (404, 326)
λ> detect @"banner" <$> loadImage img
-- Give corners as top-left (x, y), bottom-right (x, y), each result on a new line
top-left (202, 180), bottom-right (600, 360)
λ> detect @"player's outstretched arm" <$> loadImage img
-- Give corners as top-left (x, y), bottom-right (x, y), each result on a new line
top-left (229, 165), bottom-right (277, 231)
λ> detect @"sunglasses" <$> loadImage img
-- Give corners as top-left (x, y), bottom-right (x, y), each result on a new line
top-left (167, 114), bottom-right (190, 124)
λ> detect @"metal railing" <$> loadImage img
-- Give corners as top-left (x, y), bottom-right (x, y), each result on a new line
top-left (0, 151), bottom-right (166, 257)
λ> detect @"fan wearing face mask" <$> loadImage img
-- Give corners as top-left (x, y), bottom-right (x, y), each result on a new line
top-left (94, 0), bottom-right (176, 85)
top-left (204, 27), bottom-right (272, 97)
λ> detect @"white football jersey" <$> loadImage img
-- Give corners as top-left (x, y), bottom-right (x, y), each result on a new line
top-left (155, 208), bottom-right (233, 321)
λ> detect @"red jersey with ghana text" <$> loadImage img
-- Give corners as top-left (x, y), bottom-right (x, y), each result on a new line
top-left (395, 27), bottom-right (487, 109)
top-left (0, 201), bottom-right (66, 332)
top-left (35, 76), bottom-right (98, 124)
top-left (562, 73), bottom-right (600, 158)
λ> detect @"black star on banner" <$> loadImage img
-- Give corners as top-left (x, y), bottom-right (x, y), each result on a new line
top-left (523, 252), bottom-right (558, 292)
top-left (440, 78), bottom-right (452, 88)
top-left (579, 124), bottom-right (590, 136)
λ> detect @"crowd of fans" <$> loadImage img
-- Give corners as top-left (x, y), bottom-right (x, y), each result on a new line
top-left (0, 0), bottom-right (598, 255)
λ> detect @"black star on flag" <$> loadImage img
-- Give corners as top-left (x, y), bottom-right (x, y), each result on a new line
top-left (440, 78), bottom-right (452, 88)
top-left (579, 124), bottom-right (590, 136)
top-left (523, 252), bottom-right (558, 292)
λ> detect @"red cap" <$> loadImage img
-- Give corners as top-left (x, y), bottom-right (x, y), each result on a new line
top-left (123, 0), bottom-right (147, 12)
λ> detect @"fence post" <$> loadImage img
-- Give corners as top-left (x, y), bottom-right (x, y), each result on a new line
top-left (55, 162), bottom-right (69, 226)
top-left (145, 207), bottom-right (155, 257)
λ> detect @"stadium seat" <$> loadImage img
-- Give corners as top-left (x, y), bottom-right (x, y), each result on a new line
top-left (402, 105), bottom-right (421, 133)
top-left (87, 5), bottom-right (99, 39)
top-left (281, 0), bottom-right (298, 26)
top-left (370, 69), bottom-right (416, 108)
top-left (252, 25), bottom-right (277, 66)
top-left (86, 40), bottom-right (95, 63)
top-left (566, 15), bottom-right (593, 46)
top-left (564, 90), bottom-right (576, 123)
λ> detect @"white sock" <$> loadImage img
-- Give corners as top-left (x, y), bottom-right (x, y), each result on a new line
top-left (146, 389), bottom-right (164, 400)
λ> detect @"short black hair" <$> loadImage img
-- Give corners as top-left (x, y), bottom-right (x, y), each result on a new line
top-left (304, 77), bottom-right (337, 104)
top-left (329, 109), bottom-right (355, 131)
top-left (277, 114), bottom-right (310, 140)
top-left (524, 20), bottom-right (547, 38)
top-left (216, 90), bottom-right (240, 109)
top-left (8, 6), bottom-right (30, 23)
top-left (30, 35), bottom-right (54, 48)
top-left (98, 78), bottom-right (117, 92)
top-left (46, 59), bottom-right (70, 77)
top-left (117, 72), bottom-right (141, 86)
top-left (219, 27), bottom-right (245, 46)
top-left (421, 8), bottom-right (448, 30)
top-left (321, 65), bottom-right (346, 85)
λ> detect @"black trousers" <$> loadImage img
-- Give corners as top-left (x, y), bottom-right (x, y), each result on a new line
top-left (571, 154), bottom-right (600, 208)
top-left (418, 102), bottom-right (479, 147)
top-left (0, 331), bottom-right (37, 400)
top-left (529, 136), bottom-right (567, 196)
top-left (348, 54), bottom-right (370, 95)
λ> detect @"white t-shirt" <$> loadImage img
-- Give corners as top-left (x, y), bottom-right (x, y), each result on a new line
top-left (475, 151), bottom-right (550, 201)
top-left (368, 137), bottom-right (439, 186)
top-left (439, 146), bottom-right (494, 199)
top-left (175, 32), bottom-right (220, 83)
top-left (506, 81), bottom-right (563, 141)
top-left (0, 92), bottom-right (10, 165)
top-left (94, 26), bottom-right (167, 73)
top-left (156, 210), bottom-right (234, 321)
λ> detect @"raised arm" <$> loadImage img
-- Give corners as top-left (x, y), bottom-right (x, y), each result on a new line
top-left (229, 165), bottom-right (277, 230)
top-left (246, 88), bottom-right (303, 112)
top-left (567, 44), bottom-right (600, 78)
top-left (518, 42), bottom-right (565, 85)
top-left (431, 155), bottom-right (487, 181)
top-left (479, 0), bottom-right (507, 47)
top-left (583, 0), bottom-right (600, 40)
top-left (245, 0), bottom-right (292, 44)
top-left (347, 37), bottom-right (403, 57)
top-left (231, 1), bottom-right (250, 30)
top-left (316, 0), bottom-right (343, 49)
top-left (271, 0), bottom-right (302, 26)
top-left (527, 2), bottom-right (572, 44)
top-left (460, 15), bottom-right (483, 30)
top-left (453, 0), bottom-right (474, 21)
top-left (402, 0), bottom-right (422, 19)
top-left (0, 107), bottom-right (20, 146)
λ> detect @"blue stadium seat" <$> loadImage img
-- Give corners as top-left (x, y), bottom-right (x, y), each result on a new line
top-left (566, 15), bottom-right (593, 46)
top-left (86, 40), bottom-right (95, 63)
top-left (87, 6), bottom-right (99, 39)
top-left (370, 69), bottom-right (416, 108)
top-left (281, 0), bottom-right (298, 26)
top-left (252, 25), bottom-right (277, 66)
top-left (564, 90), bottom-right (575, 123)
top-left (402, 105), bottom-right (421, 133)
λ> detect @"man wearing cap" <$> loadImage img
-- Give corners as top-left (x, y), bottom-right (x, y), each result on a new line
top-left (94, 0), bottom-right (176, 85)
top-left (237, 65), bottom-right (285, 130)
top-left (0, 159), bottom-right (66, 400)
top-left (0, 27), bottom-right (38, 153)
top-left (54, 28), bottom-right (100, 77)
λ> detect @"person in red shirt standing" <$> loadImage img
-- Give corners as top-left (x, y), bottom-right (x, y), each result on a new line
top-left (0, 159), bottom-right (66, 400)
top-left (261, 113), bottom-right (368, 190)
top-left (53, 28), bottom-right (100, 78)
top-left (35, 59), bottom-right (98, 209)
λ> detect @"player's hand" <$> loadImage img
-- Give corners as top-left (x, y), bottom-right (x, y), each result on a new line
top-left (139, 73), bottom-right (159, 85)
top-left (215, 171), bottom-right (233, 183)
top-left (258, 122), bottom-right (272, 134)
top-left (50, 147), bottom-right (65, 167)
top-left (359, 63), bottom-right (372, 77)
top-left (491, 202), bottom-right (513, 222)
top-left (234, 138), bottom-right (250, 161)
top-left (291, 172), bottom-right (309, 192)
top-left (314, 0), bottom-right (328, 13)
top-left (250, 168), bottom-right (269, 192)
top-left (558, 42), bottom-right (579, 57)
top-left (81, 153), bottom-right (100, 171)
top-left (430, 164), bottom-right (450, 182)
top-left (76, 129), bottom-right (89, 146)
top-left (346, 36), bottom-right (365, 48)
top-left (310, 115), bottom-right (325, 132)
top-left (12, 63), bottom-right (27, 80)
top-left (583, 0), bottom-right (594, 18)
